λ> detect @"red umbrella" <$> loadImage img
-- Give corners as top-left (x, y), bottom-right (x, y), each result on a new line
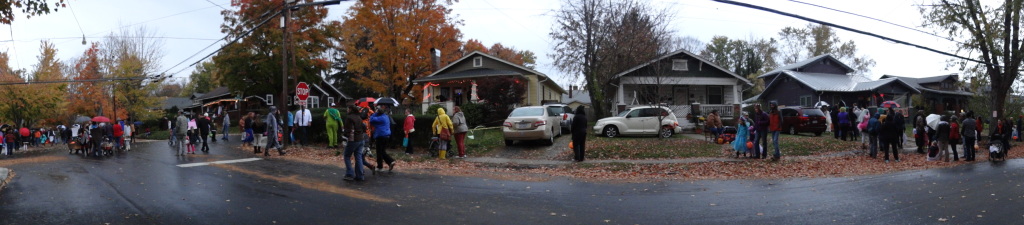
top-left (880, 101), bottom-right (900, 108)
top-left (354, 97), bottom-right (376, 108)
top-left (92, 116), bottom-right (111, 123)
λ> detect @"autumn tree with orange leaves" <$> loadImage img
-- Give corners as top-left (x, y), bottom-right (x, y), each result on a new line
top-left (339, 0), bottom-right (463, 102)
top-left (67, 43), bottom-right (109, 118)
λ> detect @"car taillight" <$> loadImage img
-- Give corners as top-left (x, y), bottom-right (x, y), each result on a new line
top-left (503, 122), bottom-right (513, 127)
top-left (673, 122), bottom-right (679, 128)
top-left (563, 114), bottom-right (568, 120)
top-left (800, 116), bottom-right (809, 123)
top-left (533, 121), bottom-right (547, 127)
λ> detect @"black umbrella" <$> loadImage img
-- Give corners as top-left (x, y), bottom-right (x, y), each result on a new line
top-left (73, 115), bottom-right (92, 124)
top-left (375, 97), bottom-right (399, 107)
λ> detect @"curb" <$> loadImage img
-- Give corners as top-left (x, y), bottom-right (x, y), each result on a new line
top-left (0, 167), bottom-right (10, 191)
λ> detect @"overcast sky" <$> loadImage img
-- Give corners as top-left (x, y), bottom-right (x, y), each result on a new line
top-left (0, 0), bottom-right (960, 88)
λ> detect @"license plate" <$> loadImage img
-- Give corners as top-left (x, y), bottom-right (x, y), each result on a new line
top-left (812, 121), bottom-right (817, 124)
top-left (517, 124), bottom-right (531, 129)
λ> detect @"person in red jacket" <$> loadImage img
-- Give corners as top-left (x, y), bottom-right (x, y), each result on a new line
top-left (403, 108), bottom-right (416, 154)
top-left (768, 102), bottom-right (783, 160)
top-left (113, 120), bottom-right (124, 150)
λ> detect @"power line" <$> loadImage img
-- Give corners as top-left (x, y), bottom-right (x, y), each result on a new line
top-left (0, 77), bottom-right (146, 86)
top-left (711, 0), bottom-right (988, 65)
top-left (784, 0), bottom-right (958, 43)
top-left (158, 9), bottom-right (285, 81)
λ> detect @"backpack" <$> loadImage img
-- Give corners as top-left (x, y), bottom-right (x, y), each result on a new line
top-left (949, 122), bottom-right (961, 141)
top-left (867, 119), bottom-right (879, 135)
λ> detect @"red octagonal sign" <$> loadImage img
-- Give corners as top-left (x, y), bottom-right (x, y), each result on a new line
top-left (296, 82), bottom-right (310, 102)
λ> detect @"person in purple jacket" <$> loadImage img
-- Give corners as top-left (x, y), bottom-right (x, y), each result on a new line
top-left (753, 104), bottom-right (770, 159)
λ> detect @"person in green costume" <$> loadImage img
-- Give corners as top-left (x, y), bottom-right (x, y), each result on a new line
top-left (325, 102), bottom-right (343, 148)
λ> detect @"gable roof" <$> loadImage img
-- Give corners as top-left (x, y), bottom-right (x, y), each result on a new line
top-left (880, 74), bottom-right (972, 96)
top-left (561, 90), bottom-right (591, 105)
top-left (612, 49), bottom-right (753, 86)
top-left (415, 51), bottom-right (566, 93)
top-left (319, 80), bottom-right (351, 99)
top-left (761, 70), bottom-right (920, 95)
top-left (162, 97), bottom-right (192, 110)
top-left (197, 87), bottom-right (231, 101)
top-left (759, 54), bottom-right (855, 78)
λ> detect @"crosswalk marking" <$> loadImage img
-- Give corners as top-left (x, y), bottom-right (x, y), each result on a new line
top-left (177, 158), bottom-right (262, 168)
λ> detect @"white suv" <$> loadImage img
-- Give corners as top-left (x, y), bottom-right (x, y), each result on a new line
top-left (593, 106), bottom-right (682, 138)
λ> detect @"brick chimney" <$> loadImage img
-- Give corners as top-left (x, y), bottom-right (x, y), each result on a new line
top-left (430, 48), bottom-right (440, 71)
top-left (569, 85), bottom-right (576, 98)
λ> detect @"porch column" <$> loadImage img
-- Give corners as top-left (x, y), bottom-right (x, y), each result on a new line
top-left (470, 80), bottom-right (479, 103)
top-left (421, 83), bottom-right (431, 114)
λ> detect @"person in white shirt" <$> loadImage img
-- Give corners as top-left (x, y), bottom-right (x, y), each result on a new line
top-left (295, 105), bottom-right (312, 146)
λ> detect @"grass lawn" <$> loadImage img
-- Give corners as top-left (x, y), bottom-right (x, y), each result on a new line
top-left (464, 127), bottom-right (504, 155)
top-left (586, 134), bottom-right (722, 159)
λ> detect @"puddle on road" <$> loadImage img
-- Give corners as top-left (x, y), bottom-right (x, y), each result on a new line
top-left (211, 163), bottom-right (395, 203)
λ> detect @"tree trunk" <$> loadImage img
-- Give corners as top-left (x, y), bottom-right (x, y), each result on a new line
top-left (586, 77), bottom-right (609, 119)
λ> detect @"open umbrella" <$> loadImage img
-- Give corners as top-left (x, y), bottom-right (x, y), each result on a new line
top-left (814, 101), bottom-right (829, 108)
top-left (354, 97), bottom-right (376, 108)
top-left (880, 101), bottom-right (901, 108)
top-left (926, 114), bottom-right (941, 130)
top-left (375, 97), bottom-right (399, 107)
top-left (92, 116), bottom-right (111, 123)
top-left (73, 115), bottom-right (92, 124)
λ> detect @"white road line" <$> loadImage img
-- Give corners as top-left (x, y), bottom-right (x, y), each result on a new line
top-left (177, 158), bottom-right (263, 168)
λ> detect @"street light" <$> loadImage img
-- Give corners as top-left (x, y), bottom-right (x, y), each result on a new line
top-left (280, 0), bottom-right (346, 149)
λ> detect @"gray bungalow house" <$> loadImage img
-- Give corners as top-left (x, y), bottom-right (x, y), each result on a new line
top-left (756, 54), bottom-right (919, 111)
top-left (879, 74), bottom-right (971, 114)
top-left (612, 49), bottom-right (753, 128)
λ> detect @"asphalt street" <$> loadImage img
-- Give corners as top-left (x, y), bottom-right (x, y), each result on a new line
top-left (1, 135), bottom-right (1023, 224)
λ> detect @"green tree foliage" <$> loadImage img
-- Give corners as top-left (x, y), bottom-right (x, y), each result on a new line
top-left (699, 36), bottom-right (778, 98)
top-left (182, 61), bottom-right (218, 95)
top-left (920, 0), bottom-right (1023, 119)
top-left (215, 0), bottom-right (339, 98)
top-left (550, 0), bottom-right (673, 119)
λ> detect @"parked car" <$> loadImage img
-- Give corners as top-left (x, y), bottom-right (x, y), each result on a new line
top-left (502, 106), bottom-right (562, 146)
top-left (780, 107), bottom-right (827, 136)
top-left (593, 106), bottom-right (682, 138)
top-left (544, 103), bottom-right (574, 133)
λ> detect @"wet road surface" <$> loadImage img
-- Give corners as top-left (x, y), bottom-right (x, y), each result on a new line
top-left (1, 136), bottom-right (1023, 224)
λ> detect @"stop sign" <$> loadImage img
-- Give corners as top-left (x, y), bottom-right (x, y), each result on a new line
top-left (296, 82), bottom-right (310, 102)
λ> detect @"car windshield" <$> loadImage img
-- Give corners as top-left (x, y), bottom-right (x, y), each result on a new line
top-left (801, 109), bottom-right (825, 117)
top-left (509, 108), bottom-right (544, 117)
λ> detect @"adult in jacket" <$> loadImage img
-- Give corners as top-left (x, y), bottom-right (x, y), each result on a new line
top-left (451, 106), bottom-right (469, 158)
top-left (570, 106), bottom-right (588, 162)
top-left (343, 105), bottom-right (368, 181)
top-left (879, 107), bottom-right (902, 162)
top-left (866, 111), bottom-right (881, 158)
top-left (197, 113), bottom-right (212, 152)
top-left (265, 106), bottom-right (284, 156)
top-left (432, 108), bottom-right (454, 159)
top-left (960, 111), bottom-right (978, 161)
top-left (753, 104), bottom-right (769, 159)
top-left (369, 105), bottom-right (396, 171)
top-left (768, 103), bottom-right (783, 160)
top-left (174, 111), bottom-right (189, 156)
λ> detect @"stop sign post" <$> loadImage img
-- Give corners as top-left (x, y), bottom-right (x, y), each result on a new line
top-left (296, 82), bottom-right (310, 106)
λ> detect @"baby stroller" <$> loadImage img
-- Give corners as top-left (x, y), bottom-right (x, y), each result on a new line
top-left (427, 136), bottom-right (456, 158)
top-left (719, 126), bottom-right (738, 144)
top-left (67, 136), bottom-right (86, 154)
top-left (989, 141), bottom-right (1007, 162)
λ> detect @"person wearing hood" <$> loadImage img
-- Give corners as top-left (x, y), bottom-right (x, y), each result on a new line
top-left (370, 104), bottom-right (397, 171)
top-left (432, 107), bottom-right (454, 159)
top-left (866, 110), bottom-right (881, 158)
top-left (265, 106), bottom-right (284, 156)
top-left (571, 106), bottom-right (588, 162)
top-left (324, 103), bottom-right (343, 148)
top-left (451, 106), bottom-right (469, 158)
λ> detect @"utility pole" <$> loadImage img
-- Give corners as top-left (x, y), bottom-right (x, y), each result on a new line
top-left (280, 0), bottom-right (344, 149)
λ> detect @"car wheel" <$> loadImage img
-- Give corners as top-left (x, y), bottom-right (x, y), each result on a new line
top-left (789, 126), bottom-right (797, 135)
top-left (546, 133), bottom-right (555, 146)
top-left (602, 126), bottom-right (619, 138)
top-left (659, 126), bottom-right (673, 138)
top-left (505, 140), bottom-right (514, 146)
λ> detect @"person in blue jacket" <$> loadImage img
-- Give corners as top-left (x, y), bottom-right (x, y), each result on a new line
top-left (369, 104), bottom-right (397, 172)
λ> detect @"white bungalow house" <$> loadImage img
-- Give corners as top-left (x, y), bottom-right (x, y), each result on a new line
top-left (611, 49), bottom-right (753, 128)
top-left (413, 51), bottom-right (566, 113)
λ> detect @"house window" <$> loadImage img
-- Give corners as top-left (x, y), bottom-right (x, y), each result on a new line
top-left (266, 94), bottom-right (274, 106)
top-left (327, 97), bottom-right (335, 106)
top-left (800, 95), bottom-right (812, 107)
top-left (309, 96), bottom-right (320, 109)
top-left (473, 56), bottom-right (483, 67)
top-left (672, 59), bottom-right (688, 71)
top-left (706, 86), bottom-right (723, 104)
